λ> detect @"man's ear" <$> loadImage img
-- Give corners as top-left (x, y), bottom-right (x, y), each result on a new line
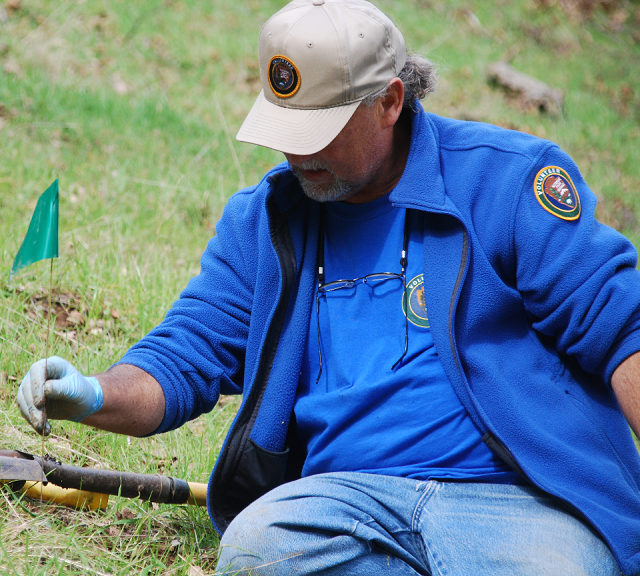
top-left (378, 77), bottom-right (405, 129)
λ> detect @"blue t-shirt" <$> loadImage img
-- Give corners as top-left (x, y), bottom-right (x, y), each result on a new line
top-left (294, 193), bottom-right (520, 483)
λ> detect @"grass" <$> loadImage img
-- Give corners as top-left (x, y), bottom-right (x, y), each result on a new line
top-left (0, 0), bottom-right (638, 573)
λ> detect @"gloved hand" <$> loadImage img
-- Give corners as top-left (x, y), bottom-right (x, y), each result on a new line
top-left (16, 356), bottom-right (103, 435)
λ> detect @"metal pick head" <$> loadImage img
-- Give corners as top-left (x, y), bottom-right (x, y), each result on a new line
top-left (0, 455), bottom-right (47, 483)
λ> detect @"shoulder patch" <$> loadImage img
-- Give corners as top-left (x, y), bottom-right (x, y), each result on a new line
top-left (268, 55), bottom-right (301, 99)
top-left (534, 166), bottom-right (581, 221)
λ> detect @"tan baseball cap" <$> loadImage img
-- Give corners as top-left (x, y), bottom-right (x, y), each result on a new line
top-left (236, 0), bottom-right (406, 156)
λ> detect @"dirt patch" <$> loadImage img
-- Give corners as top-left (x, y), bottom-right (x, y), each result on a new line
top-left (29, 291), bottom-right (86, 331)
top-left (16, 288), bottom-right (123, 348)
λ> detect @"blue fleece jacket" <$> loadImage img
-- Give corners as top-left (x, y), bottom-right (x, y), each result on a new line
top-left (120, 105), bottom-right (640, 575)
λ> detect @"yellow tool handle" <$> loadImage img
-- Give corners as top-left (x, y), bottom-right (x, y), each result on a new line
top-left (10, 480), bottom-right (207, 509)
top-left (21, 482), bottom-right (109, 511)
top-left (186, 482), bottom-right (208, 506)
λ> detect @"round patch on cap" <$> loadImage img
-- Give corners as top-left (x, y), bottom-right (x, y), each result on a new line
top-left (534, 166), bottom-right (581, 221)
top-left (268, 55), bottom-right (301, 98)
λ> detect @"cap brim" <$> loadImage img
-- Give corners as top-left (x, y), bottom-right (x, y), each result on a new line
top-left (236, 91), bottom-right (361, 156)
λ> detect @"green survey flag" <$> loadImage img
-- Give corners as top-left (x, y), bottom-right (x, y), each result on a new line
top-left (10, 180), bottom-right (59, 279)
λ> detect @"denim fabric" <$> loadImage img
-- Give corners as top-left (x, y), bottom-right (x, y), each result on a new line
top-left (216, 472), bottom-right (621, 575)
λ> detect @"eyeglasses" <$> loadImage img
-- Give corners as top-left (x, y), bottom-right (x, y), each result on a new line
top-left (315, 207), bottom-right (410, 384)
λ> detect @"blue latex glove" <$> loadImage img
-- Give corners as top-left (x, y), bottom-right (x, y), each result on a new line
top-left (16, 356), bottom-right (103, 435)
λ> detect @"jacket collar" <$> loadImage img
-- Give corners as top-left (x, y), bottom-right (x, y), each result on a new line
top-left (267, 165), bottom-right (305, 215)
top-left (389, 104), bottom-right (448, 211)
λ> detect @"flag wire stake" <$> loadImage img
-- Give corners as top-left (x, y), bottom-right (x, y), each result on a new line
top-left (41, 257), bottom-right (54, 500)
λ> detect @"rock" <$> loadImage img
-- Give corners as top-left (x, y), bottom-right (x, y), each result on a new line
top-left (487, 62), bottom-right (564, 116)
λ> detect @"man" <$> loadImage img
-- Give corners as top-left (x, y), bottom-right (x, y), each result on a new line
top-left (17, 0), bottom-right (640, 574)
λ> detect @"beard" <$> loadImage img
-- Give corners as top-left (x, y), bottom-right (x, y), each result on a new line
top-left (289, 160), bottom-right (360, 202)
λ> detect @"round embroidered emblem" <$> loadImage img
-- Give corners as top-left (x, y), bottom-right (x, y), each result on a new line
top-left (268, 55), bottom-right (301, 98)
top-left (534, 166), bottom-right (581, 221)
top-left (402, 274), bottom-right (430, 328)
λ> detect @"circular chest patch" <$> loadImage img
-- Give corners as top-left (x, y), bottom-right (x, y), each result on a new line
top-left (402, 274), bottom-right (430, 328)
top-left (534, 166), bottom-right (581, 221)
top-left (268, 55), bottom-right (301, 98)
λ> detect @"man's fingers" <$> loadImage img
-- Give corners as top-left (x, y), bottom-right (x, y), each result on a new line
top-left (28, 404), bottom-right (48, 435)
top-left (27, 356), bottom-right (73, 406)
top-left (43, 376), bottom-right (77, 401)
top-left (29, 356), bottom-right (69, 384)
top-left (26, 361), bottom-right (47, 407)
top-left (16, 357), bottom-right (84, 433)
top-left (43, 356), bottom-right (71, 381)
top-left (16, 384), bottom-right (31, 420)
top-left (18, 372), bottom-right (44, 412)
top-left (17, 394), bottom-right (48, 434)
top-left (16, 356), bottom-right (70, 435)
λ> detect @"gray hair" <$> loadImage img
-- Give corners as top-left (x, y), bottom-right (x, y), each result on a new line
top-left (363, 54), bottom-right (438, 111)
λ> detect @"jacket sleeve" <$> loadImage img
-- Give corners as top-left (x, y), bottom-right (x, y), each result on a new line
top-left (117, 190), bottom-right (258, 434)
top-left (512, 144), bottom-right (640, 384)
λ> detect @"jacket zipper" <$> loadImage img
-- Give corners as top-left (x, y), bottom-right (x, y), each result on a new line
top-left (442, 212), bottom-right (621, 569)
top-left (210, 178), bottom-right (298, 533)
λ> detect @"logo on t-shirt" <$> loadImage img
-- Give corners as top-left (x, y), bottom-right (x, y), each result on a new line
top-left (403, 274), bottom-right (430, 327)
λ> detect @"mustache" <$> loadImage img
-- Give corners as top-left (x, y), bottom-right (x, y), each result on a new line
top-left (288, 158), bottom-right (355, 202)
top-left (289, 159), bottom-right (336, 176)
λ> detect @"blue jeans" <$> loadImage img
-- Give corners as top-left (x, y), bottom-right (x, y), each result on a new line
top-left (215, 472), bottom-right (621, 575)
